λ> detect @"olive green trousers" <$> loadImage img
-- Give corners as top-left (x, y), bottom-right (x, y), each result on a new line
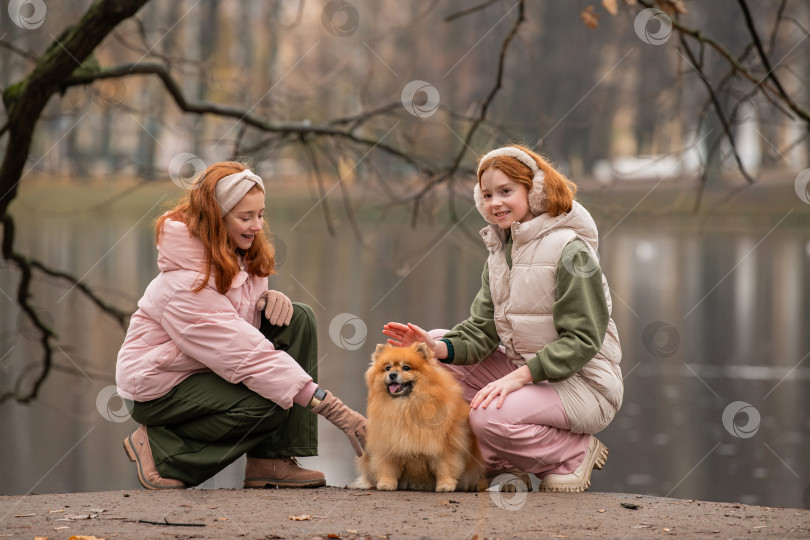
top-left (129, 302), bottom-right (318, 486)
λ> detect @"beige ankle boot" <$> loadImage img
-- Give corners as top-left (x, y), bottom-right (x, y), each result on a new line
top-left (244, 457), bottom-right (326, 488)
top-left (538, 436), bottom-right (608, 493)
top-left (123, 425), bottom-right (186, 490)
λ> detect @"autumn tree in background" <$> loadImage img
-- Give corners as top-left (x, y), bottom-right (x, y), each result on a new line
top-left (1, 0), bottom-right (808, 401)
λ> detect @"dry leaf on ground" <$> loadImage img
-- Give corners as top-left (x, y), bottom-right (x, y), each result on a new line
top-left (289, 514), bottom-right (312, 521)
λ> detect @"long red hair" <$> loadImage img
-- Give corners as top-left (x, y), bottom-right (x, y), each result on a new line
top-left (156, 161), bottom-right (275, 294)
top-left (477, 144), bottom-right (577, 217)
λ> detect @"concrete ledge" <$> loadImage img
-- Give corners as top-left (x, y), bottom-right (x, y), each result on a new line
top-left (1, 488), bottom-right (808, 539)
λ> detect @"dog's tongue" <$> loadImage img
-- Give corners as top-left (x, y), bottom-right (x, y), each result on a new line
top-left (388, 383), bottom-right (402, 394)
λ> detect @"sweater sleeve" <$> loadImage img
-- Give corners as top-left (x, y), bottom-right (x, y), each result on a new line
top-left (440, 262), bottom-right (501, 365)
top-left (525, 239), bottom-right (609, 383)
top-left (160, 286), bottom-right (313, 409)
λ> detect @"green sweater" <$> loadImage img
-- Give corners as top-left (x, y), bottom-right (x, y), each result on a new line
top-left (441, 237), bottom-right (609, 383)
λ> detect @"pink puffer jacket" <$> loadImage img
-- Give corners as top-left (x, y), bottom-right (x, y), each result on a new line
top-left (115, 218), bottom-right (314, 408)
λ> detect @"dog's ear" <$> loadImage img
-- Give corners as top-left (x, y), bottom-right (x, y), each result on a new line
top-left (372, 343), bottom-right (388, 362)
top-left (413, 342), bottom-right (433, 361)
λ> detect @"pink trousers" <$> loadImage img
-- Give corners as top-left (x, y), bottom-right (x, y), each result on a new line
top-left (431, 330), bottom-right (590, 476)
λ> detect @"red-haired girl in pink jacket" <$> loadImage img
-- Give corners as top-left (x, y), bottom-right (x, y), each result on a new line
top-left (117, 161), bottom-right (365, 490)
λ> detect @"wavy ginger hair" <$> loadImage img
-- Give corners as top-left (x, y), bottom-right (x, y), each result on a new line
top-left (156, 161), bottom-right (275, 294)
top-left (477, 144), bottom-right (577, 217)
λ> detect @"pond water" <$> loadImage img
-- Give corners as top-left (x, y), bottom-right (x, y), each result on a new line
top-left (1, 181), bottom-right (808, 509)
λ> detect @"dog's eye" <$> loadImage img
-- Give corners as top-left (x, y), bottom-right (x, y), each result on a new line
top-left (402, 365), bottom-right (411, 371)
top-left (385, 365), bottom-right (391, 371)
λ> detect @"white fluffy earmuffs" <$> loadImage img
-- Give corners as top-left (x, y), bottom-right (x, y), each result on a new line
top-left (473, 146), bottom-right (547, 224)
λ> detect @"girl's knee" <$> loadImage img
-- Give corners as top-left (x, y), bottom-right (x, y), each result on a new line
top-left (290, 302), bottom-right (316, 330)
top-left (469, 407), bottom-right (503, 442)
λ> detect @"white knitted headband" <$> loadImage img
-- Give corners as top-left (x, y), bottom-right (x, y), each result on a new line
top-left (473, 146), bottom-right (547, 223)
top-left (215, 169), bottom-right (265, 215)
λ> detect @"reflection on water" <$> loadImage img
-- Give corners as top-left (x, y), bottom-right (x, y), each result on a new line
top-left (1, 189), bottom-right (808, 509)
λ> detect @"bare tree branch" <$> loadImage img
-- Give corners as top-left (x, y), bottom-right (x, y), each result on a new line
top-left (409, 0), bottom-right (526, 212)
top-left (0, 0), bottom-right (150, 403)
top-left (444, 0), bottom-right (500, 23)
top-left (637, 0), bottom-right (810, 124)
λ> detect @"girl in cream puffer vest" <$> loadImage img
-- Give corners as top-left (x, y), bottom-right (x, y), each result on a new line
top-left (383, 145), bottom-right (622, 493)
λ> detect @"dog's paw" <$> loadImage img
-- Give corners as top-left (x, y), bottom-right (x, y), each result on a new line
top-left (348, 476), bottom-right (372, 490)
top-left (436, 480), bottom-right (458, 492)
top-left (376, 479), bottom-right (397, 491)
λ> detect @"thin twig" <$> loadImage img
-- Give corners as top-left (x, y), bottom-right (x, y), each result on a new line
top-left (444, 0), bottom-right (500, 22)
top-left (127, 518), bottom-right (206, 527)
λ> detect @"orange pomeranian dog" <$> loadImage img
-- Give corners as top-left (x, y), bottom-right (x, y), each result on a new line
top-left (352, 343), bottom-right (484, 492)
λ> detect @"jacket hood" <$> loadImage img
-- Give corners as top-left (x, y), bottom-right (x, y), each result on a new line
top-left (481, 201), bottom-right (599, 253)
top-left (157, 218), bottom-right (248, 289)
top-left (157, 218), bottom-right (207, 273)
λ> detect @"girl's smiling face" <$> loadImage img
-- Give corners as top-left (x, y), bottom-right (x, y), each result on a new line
top-left (479, 167), bottom-right (534, 229)
top-left (223, 187), bottom-right (265, 250)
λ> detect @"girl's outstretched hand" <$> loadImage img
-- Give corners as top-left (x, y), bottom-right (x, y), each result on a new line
top-left (470, 365), bottom-right (533, 410)
top-left (256, 290), bottom-right (293, 326)
top-left (382, 322), bottom-right (447, 360)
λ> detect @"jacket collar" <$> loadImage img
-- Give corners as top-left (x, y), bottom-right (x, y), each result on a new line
top-left (478, 201), bottom-right (599, 253)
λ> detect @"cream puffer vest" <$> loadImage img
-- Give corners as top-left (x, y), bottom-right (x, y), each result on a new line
top-left (480, 201), bottom-right (623, 434)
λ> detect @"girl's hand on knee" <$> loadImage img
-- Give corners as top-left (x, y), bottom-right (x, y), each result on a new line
top-left (257, 290), bottom-right (293, 326)
top-left (471, 366), bottom-right (533, 410)
top-left (382, 322), bottom-right (445, 358)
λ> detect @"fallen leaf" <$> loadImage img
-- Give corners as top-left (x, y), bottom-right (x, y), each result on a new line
top-left (327, 534), bottom-right (340, 539)
top-left (753, 525), bottom-right (767, 529)
top-left (67, 536), bottom-right (106, 540)
top-left (217, 517), bottom-right (228, 521)
top-left (347, 530), bottom-right (358, 534)
top-left (597, 509), bottom-right (606, 513)
top-left (352, 492), bottom-right (371, 496)
top-left (49, 509), bottom-right (66, 513)
top-left (630, 524), bottom-right (652, 529)
top-left (602, 0), bottom-right (618, 15)
top-left (621, 502), bottom-right (640, 510)
top-left (14, 513), bottom-right (36, 517)
top-left (580, 6), bottom-right (600, 29)
top-left (289, 514), bottom-right (312, 521)
top-left (53, 527), bottom-right (70, 531)
top-left (663, 528), bottom-right (671, 532)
